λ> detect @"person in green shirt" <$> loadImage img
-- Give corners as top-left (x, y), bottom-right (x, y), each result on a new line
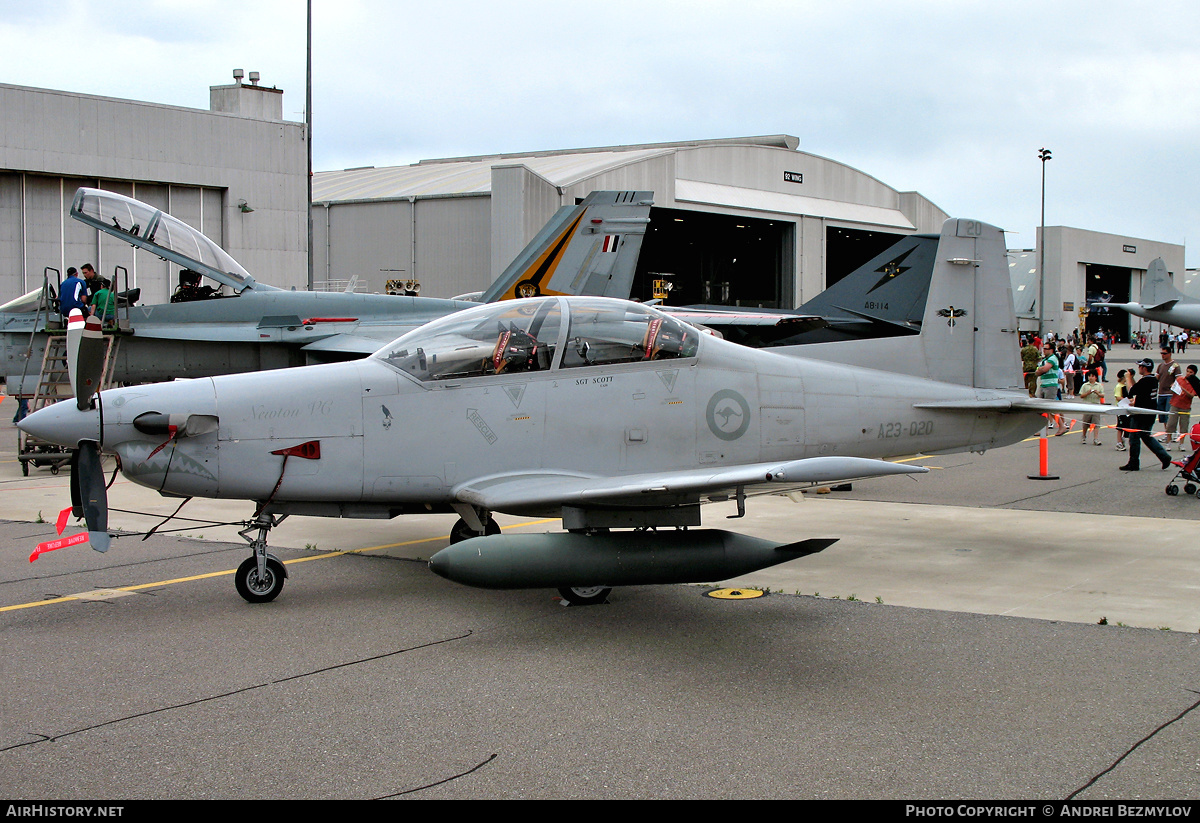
top-left (91, 277), bottom-right (116, 326)
top-left (1036, 343), bottom-right (1060, 431)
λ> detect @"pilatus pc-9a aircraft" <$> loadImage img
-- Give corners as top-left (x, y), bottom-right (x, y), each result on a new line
top-left (21, 217), bottom-right (1111, 606)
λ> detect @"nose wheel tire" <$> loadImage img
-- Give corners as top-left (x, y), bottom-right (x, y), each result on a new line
top-left (235, 556), bottom-right (286, 603)
top-left (558, 586), bottom-right (612, 606)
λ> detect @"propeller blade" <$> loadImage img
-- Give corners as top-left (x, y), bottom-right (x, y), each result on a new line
top-left (69, 447), bottom-right (83, 519)
top-left (74, 314), bottom-right (106, 411)
top-left (65, 309), bottom-right (84, 405)
top-left (75, 442), bottom-right (110, 552)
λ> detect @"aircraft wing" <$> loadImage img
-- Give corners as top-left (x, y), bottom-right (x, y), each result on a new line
top-left (299, 333), bottom-right (397, 355)
top-left (124, 323), bottom-right (289, 343)
top-left (453, 456), bottom-right (927, 514)
top-left (664, 307), bottom-right (822, 327)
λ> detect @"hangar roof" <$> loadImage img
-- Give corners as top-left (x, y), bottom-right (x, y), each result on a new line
top-left (313, 147), bottom-right (671, 202)
top-left (313, 135), bottom-right (807, 203)
top-left (311, 134), bottom-right (936, 231)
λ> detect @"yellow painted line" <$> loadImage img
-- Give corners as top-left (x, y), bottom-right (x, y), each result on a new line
top-left (0, 517), bottom-right (559, 612)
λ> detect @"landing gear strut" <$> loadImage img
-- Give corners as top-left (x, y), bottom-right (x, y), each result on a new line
top-left (449, 504), bottom-right (500, 544)
top-left (235, 512), bottom-right (289, 603)
top-left (450, 514), bottom-right (501, 543)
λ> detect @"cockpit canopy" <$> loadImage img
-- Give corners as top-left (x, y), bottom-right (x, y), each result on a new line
top-left (70, 188), bottom-right (266, 294)
top-left (376, 297), bottom-right (699, 382)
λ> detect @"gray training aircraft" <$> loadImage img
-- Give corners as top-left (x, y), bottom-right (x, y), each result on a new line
top-left (1102, 257), bottom-right (1200, 331)
top-left (20, 216), bottom-right (1111, 605)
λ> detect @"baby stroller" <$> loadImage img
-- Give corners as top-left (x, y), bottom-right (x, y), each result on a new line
top-left (1165, 423), bottom-right (1200, 497)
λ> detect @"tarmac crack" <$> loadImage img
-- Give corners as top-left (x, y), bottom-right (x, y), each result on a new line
top-left (375, 752), bottom-right (499, 798)
top-left (0, 629), bottom-right (474, 754)
top-left (1066, 689), bottom-right (1200, 799)
top-left (995, 476), bottom-right (1103, 508)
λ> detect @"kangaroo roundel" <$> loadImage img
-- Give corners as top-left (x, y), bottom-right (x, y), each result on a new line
top-left (706, 389), bottom-right (750, 441)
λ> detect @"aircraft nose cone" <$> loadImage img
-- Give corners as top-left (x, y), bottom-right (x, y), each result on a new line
top-left (17, 400), bottom-right (102, 447)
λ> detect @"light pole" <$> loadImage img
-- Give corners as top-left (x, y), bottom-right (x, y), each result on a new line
top-left (1037, 147), bottom-right (1051, 339)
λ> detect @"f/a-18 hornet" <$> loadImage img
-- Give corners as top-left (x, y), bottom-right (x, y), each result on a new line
top-left (1, 187), bottom-right (656, 387)
top-left (21, 218), bottom-right (1107, 605)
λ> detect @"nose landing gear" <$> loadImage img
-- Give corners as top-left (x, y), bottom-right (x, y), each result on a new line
top-left (235, 512), bottom-right (289, 603)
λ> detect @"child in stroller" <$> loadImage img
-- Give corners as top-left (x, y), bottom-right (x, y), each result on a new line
top-left (1164, 423), bottom-right (1200, 497)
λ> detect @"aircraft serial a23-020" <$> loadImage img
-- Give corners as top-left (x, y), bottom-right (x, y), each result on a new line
top-left (20, 218), bottom-right (1110, 605)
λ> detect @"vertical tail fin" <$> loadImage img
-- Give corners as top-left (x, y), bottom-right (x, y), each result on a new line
top-left (481, 191), bottom-right (653, 303)
top-left (778, 218), bottom-right (1023, 390)
top-left (1141, 257), bottom-right (1181, 308)
top-left (919, 219), bottom-right (1022, 389)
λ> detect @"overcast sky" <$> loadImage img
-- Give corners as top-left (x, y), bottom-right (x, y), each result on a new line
top-left (3, 0), bottom-right (1198, 265)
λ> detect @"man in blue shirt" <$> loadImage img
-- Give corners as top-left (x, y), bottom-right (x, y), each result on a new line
top-left (59, 266), bottom-right (88, 316)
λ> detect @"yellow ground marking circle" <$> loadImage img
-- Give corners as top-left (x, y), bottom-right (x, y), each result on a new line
top-left (706, 588), bottom-right (765, 600)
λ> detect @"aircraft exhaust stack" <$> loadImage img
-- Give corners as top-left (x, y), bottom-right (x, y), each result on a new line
top-left (427, 530), bottom-right (837, 590)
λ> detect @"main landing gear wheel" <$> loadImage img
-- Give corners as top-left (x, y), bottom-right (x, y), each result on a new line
top-left (235, 556), bottom-right (286, 603)
top-left (450, 516), bottom-right (501, 544)
top-left (558, 586), bottom-right (612, 606)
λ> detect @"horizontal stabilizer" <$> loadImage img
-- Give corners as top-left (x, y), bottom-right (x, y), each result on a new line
top-left (827, 304), bottom-right (920, 332)
top-left (914, 398), bottom-right (1122, 416)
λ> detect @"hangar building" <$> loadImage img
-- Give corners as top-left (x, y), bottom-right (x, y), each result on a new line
top-left (0, 77), bottom-right (1189, 344)
top-left (1010, 227), bottom-right (1186, 342)
top-left (0, 79), bottom-right (308, 305)
top-left (311, 135), bottom-right (950, 307)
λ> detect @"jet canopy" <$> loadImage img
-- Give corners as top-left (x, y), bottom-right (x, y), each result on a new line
top-left (375, 297), bottom-right (700, 382)
top-left (70, 188), bottom-right (269, 294)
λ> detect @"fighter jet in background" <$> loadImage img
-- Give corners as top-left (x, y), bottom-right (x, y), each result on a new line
top-left (1103, 257), bottom-right (1200, 331)
top-left (20, 217), bottom-right (1111, 606)
top-left (1, 188), bottom-right (655, 389)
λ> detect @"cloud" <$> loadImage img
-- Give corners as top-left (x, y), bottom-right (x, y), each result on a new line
top-left (2, 0), bottom-right (1197, 264)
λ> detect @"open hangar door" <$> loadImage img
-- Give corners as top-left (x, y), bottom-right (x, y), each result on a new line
top-left (632, 207), bottom-right (791, 308)
top-left (825, 226), bottom-right (907, 288)
top-left (1084, 263), bottom-right (1132, 342)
